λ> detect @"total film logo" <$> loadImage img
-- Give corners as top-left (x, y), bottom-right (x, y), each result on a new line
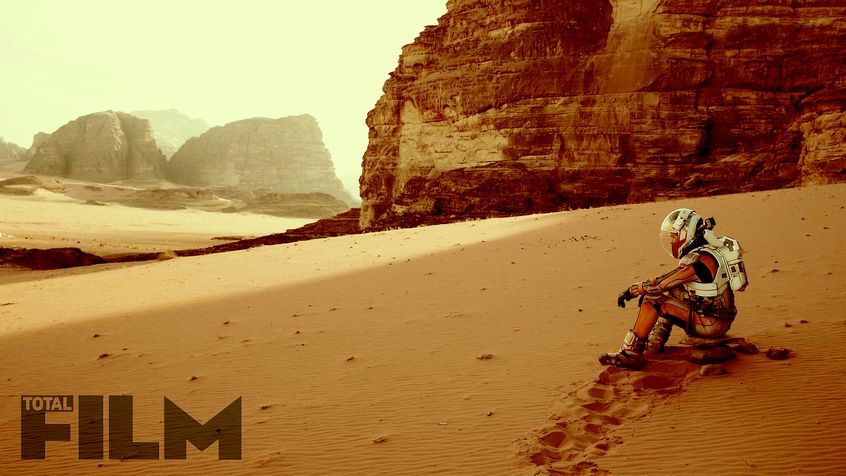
top-left (21, 395), bottom-right (241, 460)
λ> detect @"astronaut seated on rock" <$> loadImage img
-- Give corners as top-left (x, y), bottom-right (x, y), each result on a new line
top-left (600, 208), bottom-right (749, 370)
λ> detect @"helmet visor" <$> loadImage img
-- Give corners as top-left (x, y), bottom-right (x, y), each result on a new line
top-left (660, 230), bottom-right (682, 258)
top-left (659, 211), bottom-right (683, 258)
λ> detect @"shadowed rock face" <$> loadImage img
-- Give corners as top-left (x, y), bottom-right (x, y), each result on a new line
top-left (24, 111), bottom-right (167, 182)
top-left (360, 0), bottom-right (846, 230)
top-left (167, 115), bottom-right (354, 204)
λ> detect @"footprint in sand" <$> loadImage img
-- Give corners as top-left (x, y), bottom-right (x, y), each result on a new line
top-left (514, 356), bottom-right (699, 474)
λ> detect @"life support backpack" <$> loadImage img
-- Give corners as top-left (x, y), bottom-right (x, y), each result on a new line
top-left (684, 231), bottom-right (749, 297)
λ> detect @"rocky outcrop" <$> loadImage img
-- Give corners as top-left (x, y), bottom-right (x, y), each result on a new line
top-left (131, 109), bottom-right (209, 158)
top-left (0, 176), bottom-right (66, 196)
top-left (168, 115), bottom-right (354, 204)
top-left (0, 138), bottom-right (26, 161)
top-left (24, 132), bottom-right (50, 160)
top-left (0, 247), bottom-right (105, 270)
top-left (24, 111), bottom-right (166, 182)
top-left (360, 0), bottom-right (846, 230)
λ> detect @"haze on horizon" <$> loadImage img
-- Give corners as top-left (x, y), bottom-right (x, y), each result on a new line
top-left (0, 0), bottom-right (448, 197)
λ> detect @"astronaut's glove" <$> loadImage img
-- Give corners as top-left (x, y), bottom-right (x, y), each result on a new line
top-left (617, 289), bottom-right (634, 309)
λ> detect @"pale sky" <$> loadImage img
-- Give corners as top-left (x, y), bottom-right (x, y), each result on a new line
top-left (0, 0), bottom-right (448, 196)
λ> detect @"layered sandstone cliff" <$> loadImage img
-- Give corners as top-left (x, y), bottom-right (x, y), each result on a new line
top-left (168, 115), bottom-right (354, 204)
top-left (360, 0), bottom-right (846, 230)
top-left (25, 111), bottom-right (166, 182)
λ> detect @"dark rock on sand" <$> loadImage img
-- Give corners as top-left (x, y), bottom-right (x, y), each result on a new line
top-left (766, 347), bottom-right (791, 360)
top-left (732, 342), bottom-right (760, 354)
top-left (0, 247), bottom-right (105, 270)
top-left (699, 364), bottom-right (728, 376)
top-left (690, 346), bottom-right (736, 365)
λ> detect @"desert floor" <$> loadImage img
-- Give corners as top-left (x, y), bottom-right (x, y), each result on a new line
top-left (0, 188), bottom-right (313, 284)
top-left (1, 183), bottom-right (844, 475)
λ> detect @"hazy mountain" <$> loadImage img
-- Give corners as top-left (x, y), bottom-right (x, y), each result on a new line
top-left (131, 109), bottom-right (209, 159)
top-left (168, 115), bottom-right (355, 205)
top-left (24, 111), bottom-right (166, 182)
top-left (0, 138), bottom-right (26, 162)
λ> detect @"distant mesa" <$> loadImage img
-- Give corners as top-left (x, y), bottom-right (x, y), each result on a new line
top-left (168, 115), bottom-right (355, 205)
top-left (7, 111), bottom-right (352, 219)
top-left (16, 111), bottom-right (355, 214)
top-left (24, 110), bottom-right (166, 183)
top-left (131, 109), bottom-right (209, 159)
top-left (360, 0), bottom-right (846, 230)
top-left (0, 138), bottom-right (26, 162)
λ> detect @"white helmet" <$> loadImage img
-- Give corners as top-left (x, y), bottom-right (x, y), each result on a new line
top-left (659, 208), bottom-right (705, 259)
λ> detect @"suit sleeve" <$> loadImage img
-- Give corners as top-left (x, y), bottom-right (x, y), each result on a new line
top-left (628, 252), bottom-right (718, 297)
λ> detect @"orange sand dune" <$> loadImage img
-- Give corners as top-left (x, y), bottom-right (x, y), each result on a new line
top-left (0, 184), bottom-right (844, 475)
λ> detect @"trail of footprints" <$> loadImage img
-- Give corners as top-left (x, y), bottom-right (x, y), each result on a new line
top-left (515, 355), bottom-right (699, 475)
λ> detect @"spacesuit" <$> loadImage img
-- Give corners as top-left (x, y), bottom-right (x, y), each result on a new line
top-left (600, 208), bottom-right (740, 370)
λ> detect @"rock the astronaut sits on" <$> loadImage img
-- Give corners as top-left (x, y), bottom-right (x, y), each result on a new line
top-left (600, 208), bottom-right (749, 370)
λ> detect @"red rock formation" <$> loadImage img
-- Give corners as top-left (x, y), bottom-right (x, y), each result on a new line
top-left (25, 111), bottom-right (166, 182)
top-left (360, 0), bottom-right (846, 230)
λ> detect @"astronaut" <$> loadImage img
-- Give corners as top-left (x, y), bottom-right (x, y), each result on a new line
top-left (600, 208), bottom-right (746, 370)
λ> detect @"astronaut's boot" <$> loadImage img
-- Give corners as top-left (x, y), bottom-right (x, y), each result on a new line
top-left (599, 330), bottom-right (647, 370)
top-left (646, 317), bottom-right (674, 354)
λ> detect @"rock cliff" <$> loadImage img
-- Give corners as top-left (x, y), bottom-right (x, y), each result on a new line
top-left (168, 115), bottom-right (354, 204)
top-left (360, 0), bottom-right (846, 230)
top-left (24, 132), bottom-right (50, 160)
top-left (0, 138), bottom-right (26, 162)
top-left (131, 109), bottom-right (209, 158)
top-left (24, 111), bottom-right (166, 182)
